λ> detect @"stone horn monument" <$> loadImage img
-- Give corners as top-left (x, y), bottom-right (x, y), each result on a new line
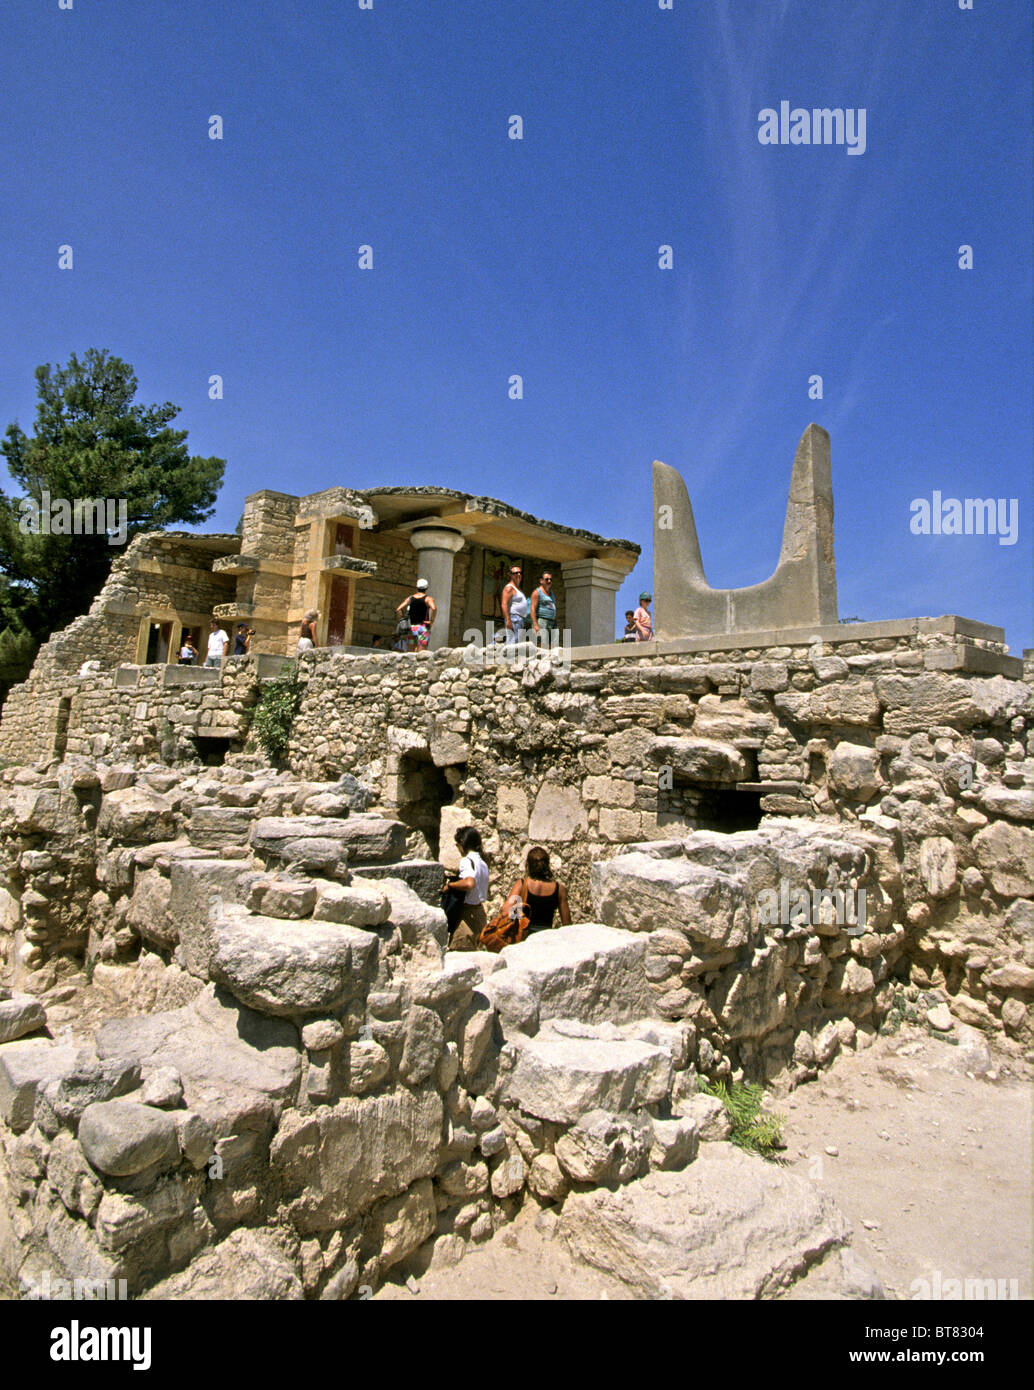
top-left (652, 422), bottom-right (838, 640)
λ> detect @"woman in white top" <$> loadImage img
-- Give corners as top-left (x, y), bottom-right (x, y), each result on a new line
top-left (445, 826), bottom-right (490, 951)
top-left (501, 564), bottom-right (531, 644)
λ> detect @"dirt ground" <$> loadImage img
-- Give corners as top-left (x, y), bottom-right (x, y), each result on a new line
top-left (377, 1026), bottom-right (1033, 1302)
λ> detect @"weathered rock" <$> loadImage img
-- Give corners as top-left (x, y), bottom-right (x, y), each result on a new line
top-left (649, 1116), bottom-right (700, 1171)
top-left (559, 1146), bottom-right (854, 1299)
top-left (346, 1039), bottom-right (390, 1094)
top-left (506, 1032), bottom-right (672, 1125)
top-left (313, 881), bottom-right (391, 927)
top-left (141, 1229), bottom-right (304, 1300)
top-left (480, 925), bottom-right (655, 1035)
top-left (245, 876), bottom-right (318, 919)
top-left (365, 1178), bottom-right (436, 1271)
top-left (675, 1091), bottom-right (733, 1142)
top-left (0, 991), bottom-right (47, 1044)
top-left (35, 1052), bottom-right (141, 1131)
top-left (489, 1143), bottom-right (527, 1198)
top-left (0, 1040), bottom-right (80, 1132)
top-left (94, 985), bottom-right (301, 1137)
top-left (527, 1152), bottom-right (569, 1203)
top-left (270, 1089), bottom-right (442, 1233)
top-left (78, 1100), bottom-right (180, 1177)
top-left (972, 822), bottom-right (1034, 897)
top-left (827, 743), bottom-right (881, 800)
top-left (554, 1109), bottom-right (651, 1185)
top-left (918, 837), bottom-right (958, 899)
top-left (400, 1006), bottom-right (444, 1086)
top-left (650, 738), bottom-right (747, 784)
top-left (97, 785), bottom-right (177, 844)
top-left (209, 908), bottom-right (377, 1017)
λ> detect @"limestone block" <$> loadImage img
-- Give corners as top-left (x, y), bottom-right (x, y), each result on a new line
top-left (346, 1039), bottom-right (390, 1094)
top-left (776, 682), bottom-right (880, 729)
top-left (0, 991), bottom-right (47, 1044)
top-left (918, 837), bottom-right (958, 899)
top-left (78, 1100), bottom-right (180, 1177)
top-left (210, 909), bottom-right (377, 1017)
top-left (750, 662), bottom-right (789, 693)
top-left (558, 1149), bottom-right (853, 1300)
top-left (35, 1052), bottom-right (141, 1131)
top-left (0, 1039), bottom-right (80, 1132)
top-left (482, 925), bottom-right (654, 1035)
top-left (506, 1032), bottom-right (672, 1125)
top-left (826, 743), bottom-right (881, 800)
top-left (497, 786), bottom-right (529, 832)
top-left (126, 868), bottom-right (177, 949)
top-left (674, 1093), bottom-right (732, 1141)
top-left (400, 1005), bottom-right (444, 1086)
top-left (527, 1153), bottom-right (569, 1203)
top-left (270, 1089), bottom-right (442, 1233)
top-left (554, 1109), bottom-right (651, 1185)
top-left (650, 738), bottom-right (747, 784)
top-left (972, 822), bottom-right (1034, 898)
top-left (365, 1178), bottom-right (437, 1271)
top-left (528, 784), bottom-right (588, 843)
top-left (141, 1229), bottom-right (304, 1300)
top-left (94, 986), bottom-right (301, 1138)
top-left (489, 1143), bottom-right (527, 1198)
top-left (649, 1116), bottom-right (700, 1171)
top-left (582, 775), bottom-right (636, 807)
top-left (245, 876), bottom-right (318, 919)
top-left (978, 787), bottom-right (1034, 822)
top-left (599, 808), bottom-right (643, 842)
top-left (592, 852), bottom-right (753, 955)
top-left (96, 786), bottom-right (177, 844)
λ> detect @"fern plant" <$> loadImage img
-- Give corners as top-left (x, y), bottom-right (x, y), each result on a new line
top-left (699, 1078), bottom-right (785, 1159)
top-left (250, 661), bottom-right (302, 764)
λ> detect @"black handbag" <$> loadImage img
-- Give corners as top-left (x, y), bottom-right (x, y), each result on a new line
top-left (441, 884), bottom-right (467, 933)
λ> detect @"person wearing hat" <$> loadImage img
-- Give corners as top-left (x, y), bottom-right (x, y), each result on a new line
top-left (633, 592), bottom-right (653, 643)
top-left (396, 578), bottom-right (436, 651)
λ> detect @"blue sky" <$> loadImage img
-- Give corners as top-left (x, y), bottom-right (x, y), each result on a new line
top-left (2, 0), bottom-right (1031, 649)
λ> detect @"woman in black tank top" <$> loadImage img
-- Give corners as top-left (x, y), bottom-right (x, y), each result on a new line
top-left (504, 846), bottom-right (571, 934)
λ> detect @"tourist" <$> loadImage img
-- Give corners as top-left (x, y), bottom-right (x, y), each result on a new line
top-left (204, 620), bottom-right (229, 667)
top-left (232, 623), bottom-right (250, 656)
top-left (371, 634), bottom-right (383, 649)
top-left (502, 846), bottom-right (571, 935)
top-left (444, 826), bottom-right (490, 950)
top-left (298, 611), bottom-right (318, 654)
top-left (178, 631), bottom-right (198, 665)
top-left (621, 609), bottom-right (637, 641)
top-left (634, 592), bottom-right (653, 642)
top-left (530, 571), bottom-right (558, 639)
top-left (501, 564), bottom-right (530, 644)
top-left (396, 579), bottom-right (436, 651)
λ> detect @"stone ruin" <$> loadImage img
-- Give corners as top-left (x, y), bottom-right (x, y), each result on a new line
top-left (0, 428), bottom-right (1030, 1299)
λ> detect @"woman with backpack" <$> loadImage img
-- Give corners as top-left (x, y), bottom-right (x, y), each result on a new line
top-left (501, 846), bottom-right (571, 935)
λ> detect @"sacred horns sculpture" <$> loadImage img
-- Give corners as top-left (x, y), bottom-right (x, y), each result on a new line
top-left (652, 423), bottom-right (838, 640)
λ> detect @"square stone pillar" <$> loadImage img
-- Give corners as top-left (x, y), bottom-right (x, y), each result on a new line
top-left (562, 559), bottom-right (626, 647)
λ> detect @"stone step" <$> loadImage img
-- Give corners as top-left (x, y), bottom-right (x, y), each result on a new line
top-left (477, 923), bottom-right (656, 1034)
top-left (504, 1028), bottom-right (672, 1125)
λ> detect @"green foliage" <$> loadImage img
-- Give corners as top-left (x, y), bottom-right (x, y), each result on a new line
top-left (250, 663), bottom-right (302, 764)
top-left (699, 1078), bottom-right (785, 1159)
top-left (0, 349), bottom-right (224, 657)
top-left (0, 620), bottom-right (38, 705)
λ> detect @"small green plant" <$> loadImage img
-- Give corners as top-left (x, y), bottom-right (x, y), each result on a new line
top-left (699, 1078), bottom-right (785, 1159)
top-left (250, 661), bottom-right (302, 764)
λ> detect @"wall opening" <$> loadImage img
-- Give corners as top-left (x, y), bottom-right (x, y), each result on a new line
top-left (192, 735), bottom-right (230, 767)
top-left (394, 752), bottom-right (455, 856)
top-left (657, 781), bottom-right (763, 834)
top-left (52, 697), bottom-right (72, 760)
top-left (145, 621), bottom-right (173, 665)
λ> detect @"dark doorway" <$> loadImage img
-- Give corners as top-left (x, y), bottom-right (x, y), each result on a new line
top-left (192, 736), bottom-right (230, 766)
top-left (395, 752), bottom-right (455, 855)
top-left (146, 621), bottom-right (172, 664)
top-left (53, 697), bottom-right (72, 759)
top-left (327, 576), bottom-right (350, 647)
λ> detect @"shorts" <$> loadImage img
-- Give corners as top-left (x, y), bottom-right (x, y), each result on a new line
top-left (297, 637), bottom-right (314, 654)
top-left (409, 624), bottom-right (430, 650)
